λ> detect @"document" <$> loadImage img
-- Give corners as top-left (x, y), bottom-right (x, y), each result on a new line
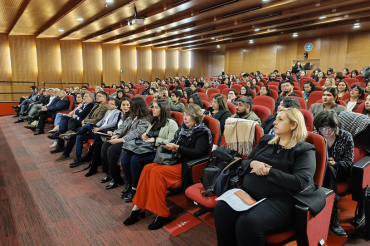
top-left (95, 132), bottom-right (112, 137)
top-left (216, 188), bottom-right (266, 211)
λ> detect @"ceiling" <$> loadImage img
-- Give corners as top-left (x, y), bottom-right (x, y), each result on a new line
top-left (1, 0), bottom-right (370, 50)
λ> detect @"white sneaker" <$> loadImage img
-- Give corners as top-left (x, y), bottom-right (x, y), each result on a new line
top-left (50, 141), bottom-right (57, 148)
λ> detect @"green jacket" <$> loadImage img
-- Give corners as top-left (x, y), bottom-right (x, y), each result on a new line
top-left (145, 119), bottom-right (179, 146)
top-left (166, 97), bottom-right (184, 112)
top-left (231, 111), bottom-right (261, 125)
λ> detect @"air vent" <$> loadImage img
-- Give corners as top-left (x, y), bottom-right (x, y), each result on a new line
top-left (171, 24), bottom-right (196, 32)
top-left (190, 27), bottom-right (215, 35)
top-left (199, 0), bottom-right (239, 13)
top-left (172, 0), bottom-right (189, 7)
top-left (276, 21), bottom-right (315, 30)
top-left (260, 17), bottom-right (299, 27)
top-left (150, 20), bottom-right (173, 29)
top-left (223, 32), bottom-right (249, 39)
top-left (97, 28), bottom-right (112, 36)
top-left (243, 12), bottom-right (282, 23)
top-left (137, 34), bottom-right (155, 40)
top-left (289, 24), bottom-right (328, 33)
top-left (116, 32), bottom-right (135, 39)
top-left (222, 5), bottom-right (261, 18)
top-left (207, 30), bottom-right (233, 37)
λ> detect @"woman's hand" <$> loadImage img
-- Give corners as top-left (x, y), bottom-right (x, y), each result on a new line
top-left (250, 160), bottom-right (272, 176)
top-left (108, 138), bottom-right (123, 144)
top-left (328, 158), bottom-right (336, 166)
top-left (163, 143), bottom-right (178, 152)
top-left (110, 135), bottom-right (119, 140)
top-left (141, 133), bottom-right (148, 140)
top-left (107, 131), bottom-right (113, 135)
top-left (144, 137), bottom-right (155, 143)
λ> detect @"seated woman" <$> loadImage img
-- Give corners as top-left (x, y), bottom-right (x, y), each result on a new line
top-left (342, 68), bottom-right (349, 77)
top-left (101, 97), bottom-right (150, 189)
top-left (314, 71), bottom-right (326, 82)
top-left (313, 110), bottom-right (353, 237)
top-left (365, 81), bottom-right (370, 94)
top-left (204, 94), bottom-right (231, 134)
top-left (246, 81), bottom-right (256, 93)
top-left (334, 72), bottom-right (344, 82)
top-left (227, 89), bottom-right (238, 104)
top-left (114, 89), bottom-right (126, 101)
top-left (343, 84), bottom-right (365, 112)
top-left (149, 92), bottom-right (161, 108)
top-left (188, 94), bottom-right (204, 112)
top-left (183, 88), bottom-right (193, 100)
top-left (123, 104), bottom-right (212, 230)
top-left (120, 100), bottom-right (178, 202)
top-left (323, 77), bottom-right (336, 89)
top-left (350, 69), bottom-right (359, 79)
top-left (190, 84), bottom-right (198, 93)
top-left (262, 97), bottom-right (300, 135)
top-left (214, 108), bottom-right (324, 246)
top-left (239, 85), bottom-right (254, 98)
top-left (149, 88), bottom-right (156, 96)
top-left (337, 81), bottom-right (349, 100)
top-left (309, 88), bottom-right (346, 119)
top-left (303, 81), bottom-right (316, 101)
top-left (259, 85), bottom-right (272, 98)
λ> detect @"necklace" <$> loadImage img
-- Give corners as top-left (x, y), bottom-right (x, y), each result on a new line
top-left (277, 144), bottom-right (283, 153)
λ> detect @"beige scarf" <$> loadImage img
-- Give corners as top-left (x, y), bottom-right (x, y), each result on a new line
top-left (224, 118), bottom-right (257, 156)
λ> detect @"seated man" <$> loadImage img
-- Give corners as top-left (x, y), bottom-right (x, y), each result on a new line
top-left (33, 90), bottom-right (69, 135)
top-left (12, 85), bottom-right (38, 110)
top-left (15, 89), bottom-right (46, 123)
top-left (230, 97), bottom-right (261, 125)
top-left (279, 80), bottom-right (299, 97)
top-left (54, 98), bottom-right (120, 165)
top-left (141, 81), bottom-right (150, 95)
top-left (24, 88), bottom-right (55, 127)
top-left (166, 90), bottom-right (184, 112)
top-left (309, 88), bottom-right (346, 119)
top-left (266, 73), bottom-right (280, 84)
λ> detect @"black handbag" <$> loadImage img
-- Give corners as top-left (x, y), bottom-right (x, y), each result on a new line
top-left (153, 146), bottom-right (179, 165)
top-left (122, 139), bottom-right (155, 155)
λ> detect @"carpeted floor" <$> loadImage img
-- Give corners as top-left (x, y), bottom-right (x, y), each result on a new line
top-left (0, 115), bottom-right (369, 246)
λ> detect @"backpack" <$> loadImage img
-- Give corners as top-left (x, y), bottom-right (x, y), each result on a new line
top-left (200, 146), bottom-right (242, 197)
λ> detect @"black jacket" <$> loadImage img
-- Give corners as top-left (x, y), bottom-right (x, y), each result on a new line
top-left (261, 115), bottom-right (276, 134)
top-left (241, 135), bottom-right (326, 217)
top-left (204, 107), bottom-right (231, 135)
top-left (41, 96), bottom-right (51, 106)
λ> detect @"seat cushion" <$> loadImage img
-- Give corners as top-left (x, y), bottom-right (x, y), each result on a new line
top-left (185, 183), bottom-right (218, 208)
top-left (169, 181), bottom-right (182, 189)
top-left (265, 230), bottom-right (295, 244)
top-left (337, 181), bottom-right (350, 195)
top-left (87, 139), bottom-right (94, 145)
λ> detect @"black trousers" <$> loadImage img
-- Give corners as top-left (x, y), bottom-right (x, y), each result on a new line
top-left (37, 111), bottom-right (52, 131)
top-left (101, 141), bottom-right (123, 181)
top-left (214, 196), bottom-right (295, 246)
top-left (323, 165), bottom-right (347, 202)
top-left (67, 118), bottom-right (82, 132)
top-left (87, 135), bottom-right (105, 173)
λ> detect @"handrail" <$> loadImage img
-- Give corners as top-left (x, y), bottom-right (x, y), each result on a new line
top-left (43, 82), bottom-right (90, 87)
top-left (0, 92), bottom-right (31, 94)
top-left (0, 81), bottom-right (36, 86)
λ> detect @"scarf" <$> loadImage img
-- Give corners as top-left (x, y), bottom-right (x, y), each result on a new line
top-left (224, 118), bottom-right (257, 156)
top-left (173, 122), bottom-right (212, 146)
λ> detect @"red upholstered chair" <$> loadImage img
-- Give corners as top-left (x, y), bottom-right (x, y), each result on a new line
top-left (265, 132), bottom-right (334, 246)
top-left (258, 82), bottom-right (264, 87)
top-left (293, 90), bottom-right (304, 98)
top-left (267, 82), bottom-right (279, 87)
top-left (252, 105), bottom-right (270, 123)
top-left (104, 88), bottom-right (110, 94)
top-left (222, 88), bottom-right (231, 97)
top-left (231, 84), bottom-right (242, 93)
top-left (319, 79), bottom-right (326, 86)
top-left (217, 84), bottom-right (228, 92)
top-left (131, 89), bottom-right (138, 95)
top-left (253, 96), bottom-right (275, 114)
top-left (357, 102), bottom-right (365, 113)
top-left (355, 75), bottom-right (366, 82)
top-left (307, 91), bottom-right (323, 110)
top-left (58, 95), bottom-right (74, 114)
top-left (202, 100), bottom-right (211, 109)
top-left (170, 111), bottom-right (183, 127)
top-left (185, 124), bottom-right (264, 216)
top-left (198, 88), bottom-right (205, 93)
top-left (109, 88), bottom-right (117, 95)
top-left (268, 85), bottom-right (278, 92)
top-left (341, 92), bottom-right (351, 101)
top-left (270, 90), bottom-right (278, 101)
top-left (180, 98), bottom-right (187, 105)
top-left (239, 81), bottom-right (247, 86)
top-left (134, 94), bottom-right (144, 98)
top-left (126, 94), bottom-right (133, 99)
top-left (88, 87), bottom-right (95, 93)
top-left (301, 109), bottom-right (313, 132)
top-left (290, 96), bottom-right (306, 110)
top-left (196, 92), bottom-right (208, 101)
top-left (138, 86), bottom-right (145, 94)
top-left (144, 95), bottom-right (153, 107)
top-left (206, 88), bottom-right (220, 97)
top-left (316, 99), bottom-right (347, 107)
top-left (344, 78), bottom-right (360, 86)
top-left (227, 103), bottom-right (236, 115)
top-left (254, 85), bottom-right (260, 95)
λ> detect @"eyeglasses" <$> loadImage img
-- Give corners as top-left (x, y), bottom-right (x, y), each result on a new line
top-left (96, 95), bottom-right (103, 98)
top-left (108, 102), bottom-right (116, 105)
top-left (349, 88), bottom-right (359, 92)
top-left (319, 127), bottom-right (334, 133)
top-left (228, 93), bottom-right (234, 95)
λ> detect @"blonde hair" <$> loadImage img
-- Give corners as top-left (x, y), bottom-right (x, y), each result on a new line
top-left (268, 108), bottom-right (308, 149)
top-left (184, 104), bottom-right (204, 124)
top-left (324, 77), bottom-right (336, 88)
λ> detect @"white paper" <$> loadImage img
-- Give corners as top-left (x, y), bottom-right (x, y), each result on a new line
top-left (215, 188), bottom-right (266, 212)
top-left (212, 144), bottom-right (218, 151)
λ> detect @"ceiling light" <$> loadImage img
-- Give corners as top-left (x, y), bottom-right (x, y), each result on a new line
top-left (254, 28), bottom-right (260, 32)
top-left (262, 0), bottom-right (269, 2)
top-left (156, 29), bottom-right (162, 32)
top-left (293, 33), bottom-right (298, 37)
top-left (344, 14), bottom-right (349, 18)
top-left (249, 40), bottom-right (254, 43)
top-left (354, 23), bottom-right (360, 26)
top-left (211, 37), bottom-right (215, 40)
top-left (354, 25), bottom-right (360, 28)
top-left (319, 16), bottom-right (326, 20)
top-left (129, 38), bottom-right (133, 40)
top-left (105, 0), bottom-right (114, 3)
top-left (77, 18), bottom-right (83, 21)
top-left (217, 44), bottom-right (220, 48)
top-left (58, 29), bottom-right (64, 32)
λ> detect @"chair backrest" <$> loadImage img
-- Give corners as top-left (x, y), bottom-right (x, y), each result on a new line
top-left (344, 78), bottom-right (360, 86)
top-left (180, 98), bottom-right (187, 105)
top-left (252, 105), bottom-right (270, 123)
top-left (357, 102), bottom-right (365, 113)
top-left (170, 111), bottom-right (183, 127)
top-left (206, 88), bottom-right (220, 96)
top-left (341, 92), bottom-right (350, 101)
top-left (222, 88), bottom-right (231, 97)
top-left (126, 93), bottom-right (133, 99)
top-left (66, 95), bottom-right (74, 110)
top-left (227, 103), bottom-right (236, 115)
top-left (290, 96), bottom-right (307, 110)
top-left (253, 96), bottom-right (275, 114)
top-left (131, 89), bottom-right (138, 95)
top-left (355, 75), bottom-right (366, 82)
top-left (239, 81), bottom-right (247, 86)
top-left (351, 82), bottom-right (366, 88)
top-left (293, 90), bottom-right (304, 98)
top-left (202, 100), bottom-right (211, 109)
top-left (209, 93), bottom-right (226, 102)
top-left (145, 95), bottom-right (153, 106)
top-left (109, 88), bottom-right (117, 95)
top-left (301, 109), bottom-right (313, 132)
top-left (307, 91), bottom-right (323, 110)
top-left (104, 88), bottom-right (110, 94)
top-left (196, 92), bottom-right (208, 101)
top-left (254, 85), bottom-right (260, 95)
top-left (217, 84), bottom-right (228, 92)
top-left (316, 99), bottom-right (347, 107)
top-left (134, 94), bottom-right (144, 98)
top-left (231, 84), bottom-right (242, 92)
top-left (270, 90), bottom-right (278, 101)
top-left (268, 85), bottom-right (278, 92)
top-left (267, 82), bottom-right (279, 87)
top-left (319, 79), bottom-right (326, 86)
top-left (305, 132), bottom-right (327, 186)
top-left (138, 86), bottom-right (145, 93)
top-left (203, 116), bottom-right (221, 154)
top-left (198, 88), bottom-right (206, 93)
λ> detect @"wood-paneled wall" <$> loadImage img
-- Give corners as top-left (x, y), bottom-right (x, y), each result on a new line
top-left (60, 40), bottom-right (83, 84)
top-left (151, 48), bottom-right (165, 81)
top-left (136, 47), bottom-right (151, 82)
top-left (165, 49), bottom-right (178, 78)
top-left (36, 39), bottom-right (62, 84)
top-left (120, 45), bottom-right (137, 84)
top-left (82, 42), bottom-right (102, 85)
top-left (102, 44), bottom-right (120, 85)
top-left (178, 50), bottom-right (190, 77)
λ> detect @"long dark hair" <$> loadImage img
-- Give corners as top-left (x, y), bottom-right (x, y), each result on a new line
top-left (323, 87), bottom-right (339, 104)
top-left (129, 97), bottom-right (150, 120)
top-left (260, 85), bottom-right (272, 97)
top-left (212, 94), bottom-right (230, 112)
top-left (151, 99), bottom-right (171, 128)
top-left (188, 94), bottom-right (204, 109)
top-left (116, 89), bottom-right (126, 100)
top-left (304, 81), bottom-right (316, 95)
top-left (240, 85), bottom-right (254, 98)
top-left (362, 94), bottom-right (370, 116)
top-left (351, 84), bottom-right (365, 100)
top-left (313, 110), bottom-right (341, 136)
top-left (184, 88), bottom-right (193, 99)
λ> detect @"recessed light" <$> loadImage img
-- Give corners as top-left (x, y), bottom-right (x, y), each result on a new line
top-left (354, 25), bottom-right (360, 28)
top-left (58, 29), bottom-right (64, 32)
top-left (156, 29), bottom-right (162, 32)
top-left (105, 0), bottom-right (114, 3)
top-left (211, 37), bottom-right (215, 40)
top-left (319, 16), bottom-right (326, 20)
top-left (217, 44), bottom-right (220, 48)
top-left (249, 40), bottom-right (253, 43)
top-left (293, 33), bottom-right (298, 37)
top-left (354, 23), bottom-right (360, 26)
top-left (254, 28), bottom-right (260, 32)
top-left (344, 14), bottom-right (349, 18)
top-left (77, 18), bottom-right (83, 21)
top-left (262, 0), bottom-right (269, 2)
top-left (129, 38), bottom-right (133, 40)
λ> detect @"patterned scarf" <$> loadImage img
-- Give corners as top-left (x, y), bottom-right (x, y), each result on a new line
top-left (173, 122), bottom-right (213, 145)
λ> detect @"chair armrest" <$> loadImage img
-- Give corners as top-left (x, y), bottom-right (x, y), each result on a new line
top-left (58, 110), bottom-right (71, 114)
top-left (352, 156), bottom-right (370, 201)
top-left (294, 188), bottom-right (334, 246)
top-left (187, 155), bottom-right (210, 184)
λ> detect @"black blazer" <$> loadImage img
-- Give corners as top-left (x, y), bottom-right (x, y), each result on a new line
top-left (241, 135), bottom-right (326, 216)
top-left (261, 115), bottom-right (276, 134)
top-left (204, 108), bottom-right (231, 134)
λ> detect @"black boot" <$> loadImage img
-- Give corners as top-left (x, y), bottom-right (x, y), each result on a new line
top-left (120, 184), bottom-right (132, 198)
top-left (148, 216), bottom-right (170, 230)
top-left (124, 189), bottom-right (136, 203)
top-left (50, 146), bottom-right (65, 154)
top-left (329, 205), bottom-right (348, 237)
top-left (123, 209), bottom-right (145, 226)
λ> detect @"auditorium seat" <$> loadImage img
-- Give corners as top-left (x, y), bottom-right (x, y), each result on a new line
top-left (217, 84), bottom-right (228, 92)
top-left (252, 105), bottom-right (270, 123)
top-left (126, 94), bottom-right (133, 99)
top-left (343, 78), bottom-right (360, 86)
top-left (307, 91), bottom-right (323, 110)
top-left (253, 96), bottom-right (275, 113)
top-left (231, 84), bottom-right (242, 92)
top-left (268, 85), bottom-right (278, 92)
top-left (267, 82), bottom-right (279, 87)
top-left (206, 88), bottom-right (220, 97)
top-left (131, 89), bottom-right (138, 95)
top-left (270, 90), bottom-right (278, 101)
top-left (196, 92), bottom-right (208, 101)
top-left (170, 111), bottom-right (183, 127)
top-left (145, 95), bottom-right (153, 107)
top-left (202, 100), bottom-right (211, 109)
top-left (221, 88), bottom-right (231, 97)
top-left (134, 94), bottom-right (144, 98)
top-left (293, 90), bottom-right (304, 98)
top-left (198, 88), bottom-right (206, 93)
top-left (109, 88), bottom-right (116, 95)
top-left (227, 103), bottom-right (236, 115)
top-left (180, 98), bottom-right (187, 105)
top-left (357, 102), bottom-right (365, 113)
top-left (355, 75), bottom-right (366, 82)
top-left (301, 109), bottom-right (313, 132)
top-left (254, 85), bottom-right (260, 95)
top-left (104, 88), bottom-right (110, 94)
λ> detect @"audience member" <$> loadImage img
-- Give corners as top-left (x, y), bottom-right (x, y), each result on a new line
top-left (279, 81), bottom-right (299, 97)
top-left (303, 81), bottom-right (316, 101)
top-left (226, 89), bottom-right (238, 104)
top-left (324, 77), bottom-right (336, 89)
top-left (240, 85), bottom-right (254, 98)
top-left (188, 94), bottom-right (204, 111)
top-left (166, 91), bottom-right (184, 112)
top-left (292, 61), bottom-right (303, 74)
top-left (204, 94), bottom-right (231, 134)
top-left (343, 84), bottom-right (365, 112)
top-left (337, 81), bottom-right (349, 100)
top-left (309, 88), bottom-right (346, 118)
top-left (230, 97), bottom-right (261, 125)
top-left (259, 85), bottom-right (272, 97)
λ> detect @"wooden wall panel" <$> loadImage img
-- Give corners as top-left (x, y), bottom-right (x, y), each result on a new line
top-left (226, 48), bottom-right (243, 75)
top-left (275, 41), bottom-right (298, 73)
top-left (120, 45), bottom-right (137, 84)
top-left (165, 49), bottom-right (178, 78)
top-left (136, 47), bottom-right (151, 83)
top-left (178, 50), bottom-right (190, 77)
top-left (320, 34), bottom-right (348, 72)
top-left (60, 40), bottom-right (83, 83)
top-left (257, 44), bottom-right (277, 75)
top-left (102, 44), bottom-right (120, 86)
top-left (190, 50), bottom-right (207, 77)
top-left (152, 48), bottom-right (165, 81)
top-left (0, 34), bottom-right (12, 101)
top-left (346, 32), bottom-right (370, 71)
top-left (243, 47), bottom-right (259, 74)
top-left (36, 39), bottom-right (62, 85)
top-left (82, 42), bottom-right (102, 86)
top-left (206, 52), bottom-right (225, 78)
